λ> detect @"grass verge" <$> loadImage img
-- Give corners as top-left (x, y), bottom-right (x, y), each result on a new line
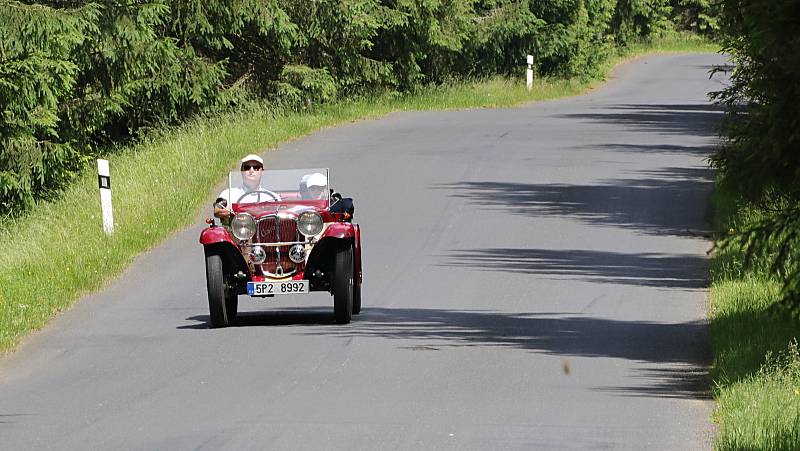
top-left (0, 35), bottom-right (719, 354)
top-left (709, 189), bottom-right (800, 450)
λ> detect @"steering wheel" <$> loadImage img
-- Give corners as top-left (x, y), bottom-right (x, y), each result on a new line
top-left (236, 190), bottom-right (280, 203)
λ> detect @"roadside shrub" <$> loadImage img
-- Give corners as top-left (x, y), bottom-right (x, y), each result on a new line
top-left (274, 65), bottom-right (338, 108)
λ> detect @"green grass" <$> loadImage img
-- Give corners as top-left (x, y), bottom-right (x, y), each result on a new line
top-left (709, 189), bottom-right (800, 450)
top-left (0, 36), bottom-right (720, 354)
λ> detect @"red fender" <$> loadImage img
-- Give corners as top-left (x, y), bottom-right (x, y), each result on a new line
top-left (199, 226), bottom-right (237, 246)
top-left (321, 222), bottom-right (356, 240)
top-left (199, 226), bottom-right (249, 279)
top-left (318, 222), bottom-right (361, 285)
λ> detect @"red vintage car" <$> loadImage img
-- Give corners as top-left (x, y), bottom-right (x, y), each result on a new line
top-left (199, 168), bottom-right (362, 327)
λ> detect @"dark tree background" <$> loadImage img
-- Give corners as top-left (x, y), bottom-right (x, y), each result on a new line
top-left (711, 0), bottom-right (800, 313)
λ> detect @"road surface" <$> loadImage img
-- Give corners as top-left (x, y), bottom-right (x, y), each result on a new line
top-left (0, 53), bottom-right (727, 450)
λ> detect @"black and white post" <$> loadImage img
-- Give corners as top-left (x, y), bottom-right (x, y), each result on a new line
top-left (97, 159), bottom-right (114, 235)
top-left (526, 54), bottom-right (533, 91)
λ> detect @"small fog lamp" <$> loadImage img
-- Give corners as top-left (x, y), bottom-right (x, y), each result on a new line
top-left (289, 244), bottom-right (306, 264)
top-left (249, 245), bottom-right (267, 264)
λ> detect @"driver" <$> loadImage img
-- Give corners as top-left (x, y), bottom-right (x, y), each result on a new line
top-left (214, 154), bottom-right (281, 220)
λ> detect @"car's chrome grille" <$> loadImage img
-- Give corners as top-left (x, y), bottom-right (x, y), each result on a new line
top-left (256, 215), bottom-right (302, 277)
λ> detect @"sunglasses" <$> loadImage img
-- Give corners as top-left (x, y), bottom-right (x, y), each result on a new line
top-left (241, 164), bottom-right (263, 171)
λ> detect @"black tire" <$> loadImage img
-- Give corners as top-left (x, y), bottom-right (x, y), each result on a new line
top-left (226, 290), bottom-right (238, 321)
top-left (205, 253), bottom-right (230, 328)
top-left (353, 283), bottom-right (362, 315)
top-left (332, 244), bottom-right (354, 324)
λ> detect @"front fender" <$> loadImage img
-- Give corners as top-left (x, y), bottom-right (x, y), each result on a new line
top-left (199, 225), bottom-right (237, 246)
top-left (200, 226), bottom-right (249, 282)
top-left (321, 222), bottom-right (356, 240)
top-left (307, 223), bottom-right (361, 285)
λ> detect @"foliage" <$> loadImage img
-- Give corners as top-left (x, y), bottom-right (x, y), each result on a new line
top-left (671, 0), bottom-right (721, 35)
top-left (168, 0), bottom-right (299, 98)
top-left (711, 0), bottom-right (800, 313)
top-left (613, 0), bottom-right (673, 45)
top-left (274, 64), bottom-right (338, 108)
top-left (0, 0), bottom-right (229, 212)
top-left (461, 1), bottom-right (546, 78)
top-left (0, 1), bottom-right (98, 211)
top-left (710, 187), bottom-right (800, 451)
top-left (283, 0), bottom-right (403, 93)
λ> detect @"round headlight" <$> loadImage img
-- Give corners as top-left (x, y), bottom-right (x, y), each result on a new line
top-left (249, 245), bottom-right (267, 264)
top-left (231, 212), bottom-right (256, 240)
top-left (298, 211), bottom-right (323, 237)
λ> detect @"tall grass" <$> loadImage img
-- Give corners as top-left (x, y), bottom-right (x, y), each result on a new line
top-left (0, 37), bottom-right (720, 354)
top-left (710, 189), bottom-right (800, 450)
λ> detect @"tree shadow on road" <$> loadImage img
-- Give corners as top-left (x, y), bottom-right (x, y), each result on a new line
top-left (576, 142), bottom-right (716, 157)
top-left (306, 307), bottom-right (711, 400)
top-left (558, 103), bottom-right (724, 137)
top-left (440, 248), bottom-right (708, 289)
top-left (435, 166), bottom-right (714, 237)
top-left (179, 305), bottom-right (711, 399)
top-left (597, 366), bottom-right (712, 399)
top-left (0, 414), bottom-right (33, 424)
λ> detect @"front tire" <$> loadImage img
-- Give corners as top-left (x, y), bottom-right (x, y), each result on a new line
top-left (353, 284), bottom-right (362, 315)
top-left (206, 253), bottom-right (231, 328)
top-left (332, 244), bottom-right (354, 324)
top-left (226, 289), bottom-right (238, 321)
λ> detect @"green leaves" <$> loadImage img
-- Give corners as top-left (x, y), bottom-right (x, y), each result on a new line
top-left (712, 0), bottom-right (800, 313)
top-left (0, 1), bottom-right (98, 210)
top-left (274, 64), bottom-right (338, 108)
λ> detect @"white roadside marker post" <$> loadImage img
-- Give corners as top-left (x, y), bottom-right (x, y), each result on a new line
top-left (526, 54), bottom-right (534, 91)
top-left (97, 159), bottom-right (114, 235)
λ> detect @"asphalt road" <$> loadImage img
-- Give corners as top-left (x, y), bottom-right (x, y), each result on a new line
top-left (1, 53), bottom-right (728, 450)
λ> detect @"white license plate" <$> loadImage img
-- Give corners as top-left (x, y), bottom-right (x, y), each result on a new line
top-left (247, 280), bottom-right (309, 296)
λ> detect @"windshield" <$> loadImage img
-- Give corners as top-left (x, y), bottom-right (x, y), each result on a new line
top-left (227, 168), bottom-right (330, 205)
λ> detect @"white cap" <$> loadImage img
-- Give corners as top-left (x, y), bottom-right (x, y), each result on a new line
top-left (240, 154), bottom-right (263, 165)
top-left (306, 172), bottom-right (327, 188)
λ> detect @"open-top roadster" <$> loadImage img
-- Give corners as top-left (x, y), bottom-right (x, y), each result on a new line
top-left (199, 168), bottom-right (362, 327)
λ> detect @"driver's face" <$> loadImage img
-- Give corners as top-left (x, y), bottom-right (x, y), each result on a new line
top-left (241, 162), bottom-right (263, 188)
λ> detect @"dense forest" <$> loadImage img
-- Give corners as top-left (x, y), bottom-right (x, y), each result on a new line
top-left (1, 0), bottom-right (716, 214)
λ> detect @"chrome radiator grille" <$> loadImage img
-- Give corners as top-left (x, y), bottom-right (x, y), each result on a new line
top-left (255, 215), bottom-right (301, 277)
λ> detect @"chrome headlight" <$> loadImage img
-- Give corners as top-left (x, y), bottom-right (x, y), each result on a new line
top-left (298, 211), bottom-right (323, 237)
top-left (231, 212), bottom-right (256, 240)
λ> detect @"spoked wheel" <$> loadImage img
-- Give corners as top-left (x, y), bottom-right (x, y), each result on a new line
top-left (206, 253), bottom-right (232, 328)
top-left (332, 243), bottom-right (354, 324)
